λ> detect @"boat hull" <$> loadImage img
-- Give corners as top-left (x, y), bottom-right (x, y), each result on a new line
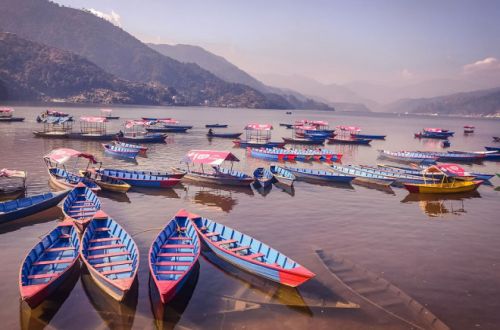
top-left (207, 132), bottom-right (242, 138)
top-left (233, 140), bottom-right (286, 148)
top-left (403, 180), bottom-right (483, 194)
top-left (182, 172), bottom-right (254, 186)
top-left (206, 124), bottom-right (228, 128)
top-left (282, 137), bottom-right (325, 145)
top-left (98, 169), bottom-right (181, 188)
top-left (116, 134), bottom-right (166, 143)
top-left (351, 133), bottom-right (386, 140)
top-left (328, 138), bottom-right (372, 145)
top-left (0, 191), bottom-right (69, 224)
top-left (47, 169), bottom-right (101, 192)
top-left (286, 167), bottom-right (355, 183)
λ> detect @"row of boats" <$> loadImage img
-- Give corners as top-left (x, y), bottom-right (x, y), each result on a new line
top-left (16, 190), bottom-right (315, 308)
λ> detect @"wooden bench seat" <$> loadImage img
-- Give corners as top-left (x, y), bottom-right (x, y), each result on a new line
top-left (157, 252), bottom-right (195, 257)
top-left (217, 239), bottom-right (237, 246)
top-left (89, 237), bottom-right (119, 243)
top-left (87, 251), bottom-right (130, 260)
top-left (168, 236), bottom-right (192, 241)
top-left (160, 244), bottom-right (194, 249)
top-left (205, 232), bottom-right (220, 238)
top-left (101, 268), bottom-right (133, 276)
top-left (33, 258), bottom-right (74, 265)
top-left (28, 272), bottom-right (61, 280)
top-left (87, 243), bottom-right (125, 251)
top-left (93, 260), bottom-right (133, 268)
top-left (156, 270), bottom-right (184, 275)
top-left (229, 246), bottom-right (250, 252)
top-left (46, 246), bottom-right (75, 252)
top-left (246, 253), bottom-right (265, 259)
top-left (155, 261), bottom-right (192, 266)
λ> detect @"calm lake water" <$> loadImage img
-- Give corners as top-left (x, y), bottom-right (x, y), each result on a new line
top-left (1, 105), bottom-right (499, 330)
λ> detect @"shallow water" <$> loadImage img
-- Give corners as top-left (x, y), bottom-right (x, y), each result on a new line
top-left (1, 105), bottom-right (499, 329)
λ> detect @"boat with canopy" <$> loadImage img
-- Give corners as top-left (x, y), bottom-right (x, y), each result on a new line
top-left (378, 163), bottom-right (492, 181)
top-left (95, 169), bottom-right (182, 188)
top-left (233, 124), bottom-right (285, 148)
top-left (402, 164), bottom-right (483, 194)
top-left (36, 109), bottom-right (72, 123)
top-left (174, 150), bottom-right (254, 186)
top-left (0, 168), bottom-right (27, 200)
top-left (72, 116), bottom-right (116, 140)
top-left (43, 148), bottom-right (101, 192)
top-left (0, 107), bottom-right (24, 122)
top-left (464, 125), bottom-right (474, 134)
top-left (33, 116), bottom-right (73, 138)
top-left (146, 119), bottom-right (192, 133)
top-left (117, 120), bottom-right (166, 143)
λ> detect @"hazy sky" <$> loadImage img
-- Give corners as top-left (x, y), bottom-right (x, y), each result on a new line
top-left (54, 0), bottom-right (500, 85)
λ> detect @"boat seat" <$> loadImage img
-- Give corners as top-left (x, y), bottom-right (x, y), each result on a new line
top-left (156, 270), bottom-right (184, 275)
top-left (94, 227), bottom-right (110, 232)
top-left (33, 258), bottom-right (74, 265)
top-left (205, 232), bottom-right (220, 238)
top-left (87, 251), bottom-right (130, 260)
top-left (160, 244), bottom-right (194, 249)
top-left (200, 226), bottom-right (208, 231)
top-left (100, 268), bottom-right (133, 276)
top-left (89, 237), bottom-right (119, 243)
top-left (168, 237), bottom-right (192, 241)
top-left (217, 239), bottom-right (237, 246)
top-left (59, 234), bottom-right (71, 239)
top-left (246, 253), bottom-right (265, 259)
top-left (93, 260), bottom-right (133, 268)
top-left (155, 261), bottom-right (192, 266)
top-left (46, 246), bottom-right (75, 252)
top-left (28, 272), bottom-right (61, 280)
top-left (229, 246), bottom-right (250, 252)
top-left (157, 252), bottom-right (195, 257)
top-left (87, 244), bottom-right (125, 251)
top-left (70, 205), bottom-right (96, 209)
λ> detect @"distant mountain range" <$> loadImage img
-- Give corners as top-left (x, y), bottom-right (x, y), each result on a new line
top-left (0, 0), bottom-right (332, 110)
top-left (384, 87), bottom-right (500, 116)
top-left (0, 32), bottom-right (177, 104)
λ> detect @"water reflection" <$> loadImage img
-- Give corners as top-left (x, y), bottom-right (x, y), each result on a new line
top-left (149, 263), bottom-right (200, 330)
top-left (81, 268), bottom-right (138, 330)
top-left (253, 182), bottom-right (273, 197)
top-left (131, 187), bottom-right (181, 199)
top-left (401, 191), bottom-right (481, 217)
top-left (98, 191), bottom-right (132, 204)
top-left (0, 206), bottom-right (62, 234)
top-left (20, 264), bottom-right (80, 330)
top-left (273, 181), bottom-right (295, 196)
top-left (183, 182), bottom-right (253, 213)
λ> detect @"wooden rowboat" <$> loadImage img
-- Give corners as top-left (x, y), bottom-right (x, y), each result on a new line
top-left (19, 220), bottom-right (80, 308)
top-left (113, 141), bottom-right (148, 155)
top-left (403, 180), bottom-right (483, 194)
top-left (79, 170), bottom-right (131, 193)
top-left (207, 131), bottom-right (242, 138)
top-left (80, 211), bottom-right (139, 301)
top-left (102, 144), bottom-right (139, 159)
top-left (62, 182), bottom-right (101, 233)
top-left (284, 166), bottom-right (355, 183)
top-left (205, 124), bottom-right (228, 128)
top-left (253, 167), bottom-right (275, 188)
top-left (0, 190), bottom-right (69, 224)
top-left (97, 169), bottom-right (182, 188)
top-left (48, 167), bottom-right (101, 192)
top-left (174, 167), bottom-right (254, 187)
top-left (190, 212), bottom-right (315, 287)
top-left (149, 209), bottom-right (200, 304)
top-left (270, 165), bottom-right (296, 186)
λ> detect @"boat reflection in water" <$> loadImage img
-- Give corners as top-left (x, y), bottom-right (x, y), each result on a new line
top-left (201, 249), bottom-right (356, 316)
top-left (401, 191), bottom-right (481, 217)
top-left (97, 190), bottom-right (131, 203)
top-left (149, 263), bottom-right (200, 330)
top-left (185, 182), bottom-right (253, 213)
top-left (20, 264), bottom-right (80, 330)
top-left (253, 181), bottom-right (273, 197)
top-left (273, 181), bottom-right (295, 196)
top-left (80, 268), bottom-right (138, 330)
top-left (131, 186), bottom-right (182, 199)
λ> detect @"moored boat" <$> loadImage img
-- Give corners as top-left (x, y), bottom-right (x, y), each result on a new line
top-left (348, 164), bottom-right (440, 185)
top-left (101, 109), bottom-right (119, 120)
top-left (113, 141), bottom-right (148, 155)
top-left (378, 163), bottom-right (492, 181)
top-left (177, 150), bottom-right (254, 187)
top-left (190, 212), bottom-right (315, 286)
top-left (206, 124), bottom-right (228, 128)
top-left (329, 164), bottom-right (394, 187)
top-left (253, 167), bottom-right (275, 188)
top-left (97, 169), bottom-right (183, 188)
top-left (1, 168), bottom-right (27, 199)
top-left (327, 137), bottom-right (372, 145)
top-left (282, 137), bottom-right (325, 145)
top-left (0, 190), bottom-right (69, 224)
top-left (269, 165), bottom-right (296, 186)
top-left (102, 144), bottom-right (140, 160)
top-left (44, 149), bottom-right (101, 192)
top-left (284, 166), bottom-right (355, 183)
top-left (0, 107), bottom-right (25, 122)
top-left (249, 147), bottom-right (341, 162)
top-left (464, 125), bottom-right (474, 134)
top-left (80, 211), bottom-right (139, 301)
top-left (350, 133), bottom-right (386, 140)
top-left (19, 220), bottom-right (80, 308)
top-left (485, 146), bottom-right (500, 152)
top-left (378, 150), bottom-right (438, 164)
top-left (207, 130), bottom-right (242, 138)
top-left (117, 120), bottom-right (167, 143)
top-left (62, 183), bottom-right (101, 233)
top-left (149, 209), bottom-right (200, 304)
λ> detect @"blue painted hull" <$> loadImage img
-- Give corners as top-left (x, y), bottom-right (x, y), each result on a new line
top-left (253, 168), bottom-right (274, 188)
top-left (103, 146), bottom-right (139, 159)
top-left (117, 134), bottom-right (166, 143)
top-left (0, 190), bottom-right (69, 224)
top-left (351, 133), bottom-right (386, 140)
top-left (285, 166), bottom-right (355, 183)
top-left (98, 169), bottom-right (182, 188)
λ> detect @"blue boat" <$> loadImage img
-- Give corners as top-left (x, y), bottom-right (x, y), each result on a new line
top-left (146, 126), bottom-right (190, 133)
top-left (351, 133), bottom-right (386, 140)
top-left (62, 183), bottom-right (102, 233)
top-left (378, 164), bottom-right (494, 181)
top-left (207, 130), bottom-right (242, 138)
top-left (485, 146), bottom-right (500, 152)
top-left (48, 167), bottom-right (101, 192)
top-left (284, 166), bottom-right (355, 183)
top-left (103, 144), bottom-right (140, 159)
top-left (206, 124), bottom-right (228, 128)
top-left (149, 209), bottom-right (200, 304)
top-left (116, 132), bottom-right (166, 143)
top-left (19, 220), bottom-right (80, 308)
top-left (269, 165), bottom-right (296, 186)
top-left (442, 140), bottom-right (451, 148)
top-left (80, 210), bottom-right (139, 301)
top-left (282, 137), bottom-right (326, 145)
top-left (329, 164), bottom-right (395, 186)
top-left (0, 190), bottom-right (69, 224)
top-left (234, 140), bottom-right (286, 148)
top-left (414, 131), bottom-right (450, 139)
top-left (327, 137), bottom-right (372, 145)
top-left (253, 167), bottom-right (275, 188)
top-left (190, 212), bottom-right (315, 286)
top-left (97, 169), bottom-right (183, 188)
top-left (348, 165), bottom-right (438, 185)
top-left (113, 141), bottom-right (148, 154)
top-left (378, 150), bottom-right (438, 164)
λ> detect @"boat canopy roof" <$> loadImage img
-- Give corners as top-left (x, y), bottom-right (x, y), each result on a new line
top-left (0, 168), bottom-right (26, 178)
top-left (295, 125), bottom-right (317, 131)
top-left (464, 125), bottom-right (475, 129)
top-left (44, 148), bottom-right (97, 164)
top-left (0, 107), bottom-right (14, 113)
top-left (244, 123), bottom-right (273, 131)
top-left (337, 125), bottom-right (360, 132)
top-left (101, 109), bottom-right (113, 113)
top-left (423, 164), bottom-right (466, 177)
top-left (182, 150), bottom-right (240, 165)
top-left (80, 116), bottom-right (106, 123)
top-left (44, 116), bottom-right (71, 124)
top-left (125, 120), bottom-right (148, 128)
